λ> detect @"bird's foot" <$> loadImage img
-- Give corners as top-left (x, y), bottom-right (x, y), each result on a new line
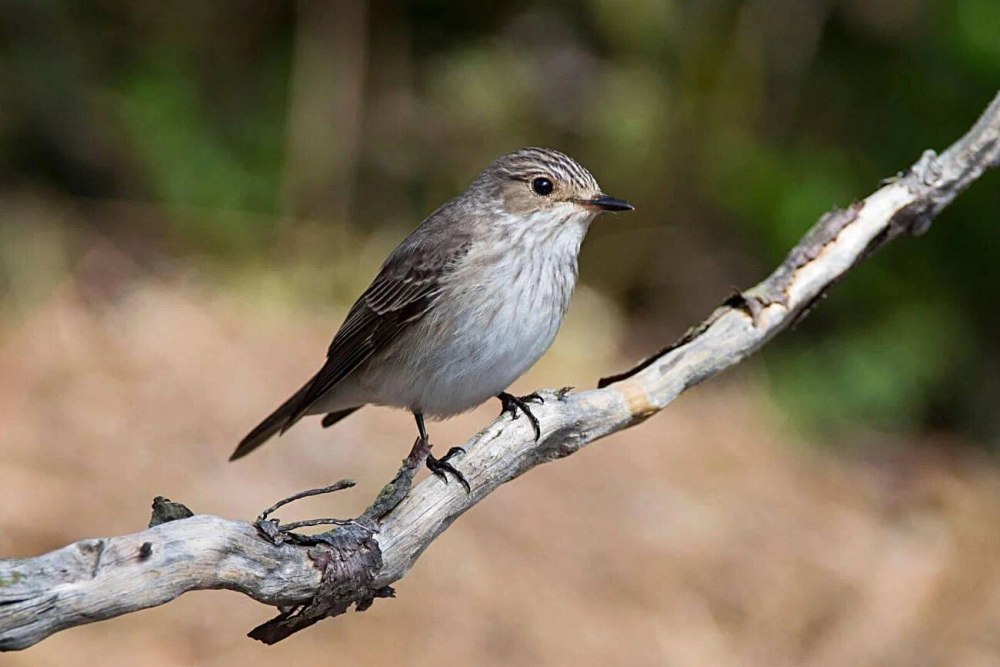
top-left (497, 391), bottom-right (543, 441)
top-left (426, 445), bottom-right (470, 493)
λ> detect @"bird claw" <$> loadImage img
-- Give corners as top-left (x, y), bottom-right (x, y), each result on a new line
top-left (426, 446), bottom-right (470, 493)
top-left (497, 391), bottom-right (543, 441)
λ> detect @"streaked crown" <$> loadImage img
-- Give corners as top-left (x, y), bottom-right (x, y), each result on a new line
top-left (489, 147), bottom-right (600, 193)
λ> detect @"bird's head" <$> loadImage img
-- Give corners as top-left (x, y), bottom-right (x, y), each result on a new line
top-left (467, 147), bottom-right (633, 233)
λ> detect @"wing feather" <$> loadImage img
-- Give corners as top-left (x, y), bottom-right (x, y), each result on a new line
top-left (281, 234), bottom-right (471, 429)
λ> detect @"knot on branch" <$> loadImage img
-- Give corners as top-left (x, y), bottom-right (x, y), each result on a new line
top-left (148, 497), bottom-right (194, 527)
top-left (889, 199), bottom-right (937, 238)
top-left (889, 149), bottom-right (942, 237)
top-left (248, 520), bottom-right (393, 644)
top-left (241, 476), bottom-right (414, 645)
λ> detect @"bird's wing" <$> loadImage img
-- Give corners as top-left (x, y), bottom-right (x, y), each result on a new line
top-left (281, 232), bottom-right (472, 429)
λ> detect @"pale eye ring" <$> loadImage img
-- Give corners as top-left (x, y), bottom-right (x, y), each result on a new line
top-left (531, 177), bottom-right (554, 196)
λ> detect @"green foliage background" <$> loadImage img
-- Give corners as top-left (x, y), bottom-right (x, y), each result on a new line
top-left (1, 0), bottom-right (998, 443)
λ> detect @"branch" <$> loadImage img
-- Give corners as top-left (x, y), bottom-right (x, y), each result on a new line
top-left (3, 92), bottom-right (999, 651)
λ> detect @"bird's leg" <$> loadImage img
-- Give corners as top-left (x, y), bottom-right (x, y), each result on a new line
top-left (496, 391), bottom-right (543, 441)
top-left (415, 411), bottom-right (470, 493)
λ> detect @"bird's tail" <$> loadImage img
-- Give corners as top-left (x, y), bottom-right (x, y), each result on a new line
top-left (229, 381), bottom-right (313, 461)
top-left (321, 407), bottom-right (361, 428)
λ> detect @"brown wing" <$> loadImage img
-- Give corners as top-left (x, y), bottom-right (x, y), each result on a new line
top-left (284, 264), bottom-right (446, 426)
top-left (288, 218), bottom-right (476, 422)
top-left (230, 201), bottom-right (472, 461)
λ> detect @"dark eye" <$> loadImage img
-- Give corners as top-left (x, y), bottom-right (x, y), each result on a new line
top-left (531, 177), bottom-right (554, 196)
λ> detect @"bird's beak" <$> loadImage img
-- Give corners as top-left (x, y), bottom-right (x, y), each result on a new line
top-left (582, 194), bottom-right (634, 212)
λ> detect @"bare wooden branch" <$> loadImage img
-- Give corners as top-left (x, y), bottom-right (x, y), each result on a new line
top-left (2, 92), bottom-right (999, 651)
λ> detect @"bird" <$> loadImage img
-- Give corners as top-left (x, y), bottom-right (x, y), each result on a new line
top-left (230, 147), bottom-right (633, 490)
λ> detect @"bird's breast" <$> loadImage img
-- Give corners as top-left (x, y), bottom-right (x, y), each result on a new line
top-left (368, 229), bottom-right (583, 417)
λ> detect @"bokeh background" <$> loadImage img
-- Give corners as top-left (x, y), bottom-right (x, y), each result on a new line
top-left (3, 1), bottom-right (1000, 665)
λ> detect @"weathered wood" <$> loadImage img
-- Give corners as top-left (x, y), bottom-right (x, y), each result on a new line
top-left (0, 514), bottom-right (323, 650)
top-left (2, 91), bottom-right (999, 651)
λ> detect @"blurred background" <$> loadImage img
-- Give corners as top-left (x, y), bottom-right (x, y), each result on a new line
top-left (2, 1), bottom-right (1000, 665)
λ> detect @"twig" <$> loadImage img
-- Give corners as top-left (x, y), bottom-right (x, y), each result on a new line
top-left (257, 480), bottom-right (356, 521)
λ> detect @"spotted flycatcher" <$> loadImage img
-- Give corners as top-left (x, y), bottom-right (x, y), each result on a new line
top-left (230, 147), bottom-right (633, 489)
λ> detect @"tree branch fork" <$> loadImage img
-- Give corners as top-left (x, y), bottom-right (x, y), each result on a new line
top-left (2, 92), bottom-right (999, 651)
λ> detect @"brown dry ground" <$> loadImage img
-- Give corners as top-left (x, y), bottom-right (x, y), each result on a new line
top-left (3, 264), bottom-right (1000, 667)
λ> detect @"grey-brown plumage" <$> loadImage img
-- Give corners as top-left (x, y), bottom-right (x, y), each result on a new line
top-left (231, 148), bottom-right (632, 468)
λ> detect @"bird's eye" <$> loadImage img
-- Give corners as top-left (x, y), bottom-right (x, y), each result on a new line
top-left (531, 177), bottom-right (554, 196)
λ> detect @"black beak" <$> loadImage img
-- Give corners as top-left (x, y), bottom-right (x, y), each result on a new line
top-left (587, 194), bottom-right (634, 212)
